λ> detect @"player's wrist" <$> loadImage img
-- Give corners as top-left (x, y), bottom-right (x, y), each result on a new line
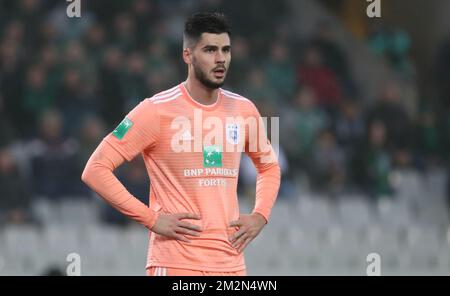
top-left (251, 211), bottom-right (268, 225)
top-left (148, 209), bottom-right (162, 230)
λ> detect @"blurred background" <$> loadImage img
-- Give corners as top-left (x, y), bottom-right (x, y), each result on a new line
top-left (1, 0), bottom-right (450, 275)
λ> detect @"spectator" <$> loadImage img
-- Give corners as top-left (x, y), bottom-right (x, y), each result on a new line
top-left (367, 82), bottom-right (412, 151)
top-left (0, 96), bottom-right (16, 146)
top-left (265, 42), bottom-right (296, 102)
top-left (62, 41), bottom-right (96, 82)
top-left (112, 13), bottom-right (137, 53)
top-left (289, 87), bottom-right (329, 171)
top-left (245, 68), bottom-right (281, 106)
top-left (297, 46), bottom-right (342, 115)
top-left (98, 47), bottom-right (125, 128)
top-left (310, 129), bottom-right (347, 196)
top-left (334, 99), bottom-right (366, 181)
top-left (436, 35), bottom-right (450, 111)
top-left (82, 23), bottom-right (107, 64)
top-left (28, 109), bottom-right (79, 199)
top-left (367, 24), bottom-right (415, 79)
top-left (0, 39), bottom-right (25, 135)
top-left (16, 0), bottom-right (42, 50)
top-left (0, 146), bottom-right (33, 225)
top-left (131, 0), bottom-right (160, 49)
top-left (56, 68), bottom-right (98, 135)
top-left (144, 38), bottom-right (179, 92)
top-left (39, 45), bottom-right (61, 91)
top-left (226, 36), bottom-right (253, 90)
top-left (311, 20), bottom-right (353, 92)
top-left (121, 51), bottom-right (148, 109)
top-left (414, 104), bottom-right (441, 169)
top-left (353, 120), bottom-right (393, 199)
top-left (22, 64), bottom-right (56, 135)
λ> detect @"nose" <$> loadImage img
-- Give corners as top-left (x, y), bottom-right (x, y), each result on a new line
top-left (216, 51), bottom-right (226, 64)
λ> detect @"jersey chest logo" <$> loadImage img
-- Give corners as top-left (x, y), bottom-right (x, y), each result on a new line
top-left (203, 145), bottom-right (222, 167)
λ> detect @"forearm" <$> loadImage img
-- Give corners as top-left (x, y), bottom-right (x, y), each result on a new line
top-left (252, 162), bottom-right (281, 223)
top-left (81, 140), bottom-right (159, 229)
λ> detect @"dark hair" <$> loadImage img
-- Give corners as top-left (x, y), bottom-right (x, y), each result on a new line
top-left (183, 12), bottom-right (231, 48)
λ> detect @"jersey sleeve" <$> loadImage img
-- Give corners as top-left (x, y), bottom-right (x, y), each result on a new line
top-left (104, 99), bottom-right (160, 161)
top-left (244, 101), bottom-right (279, 169)
top-left (81, 140), bottom-right (161, 230)
top-left (244, 101), bottom-right (281, 223)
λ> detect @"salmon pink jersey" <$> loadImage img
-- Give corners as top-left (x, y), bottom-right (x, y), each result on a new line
top-left (104, 83), bottom-right (279, 272)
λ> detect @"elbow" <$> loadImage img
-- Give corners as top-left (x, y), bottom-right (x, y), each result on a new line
top-left (274, 162), bottom-right (282, 185)
top-left (273, 161), bottom-right (281, 173)
top-left (81, 164), bottom-right (92, 187)
top-left (269, 160), bottom-right (282, 178)
top-left (256, 159), bottom-right (281, 177)
top-left (269, 161), bottom-right (282, 187)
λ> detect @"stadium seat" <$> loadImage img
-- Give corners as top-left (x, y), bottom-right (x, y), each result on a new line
top-left (375, 199), bottom-right (414, 228)
top-left (3, 226), bottom-right (46, 275)
top-left (57, 198), bottom-right (100, 226)
top-left (31, 199), bottom-right (61, 226)
top-left (336, 197), bottom-right (374, 229)
top-left (296, 196), bottom-right (335, 230)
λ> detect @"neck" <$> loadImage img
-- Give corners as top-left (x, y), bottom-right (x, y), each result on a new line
top-left (184, 76), bottom-right (219, 105)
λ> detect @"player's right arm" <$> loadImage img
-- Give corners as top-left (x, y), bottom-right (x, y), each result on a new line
top-left (81, 99), bottom-right (202, 241)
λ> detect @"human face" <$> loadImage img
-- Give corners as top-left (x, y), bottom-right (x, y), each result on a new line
top-left (187, 33), bottom-right (231, 89)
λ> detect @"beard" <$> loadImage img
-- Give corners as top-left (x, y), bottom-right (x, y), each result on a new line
top-left (192, 60), bottom-right (226, 89)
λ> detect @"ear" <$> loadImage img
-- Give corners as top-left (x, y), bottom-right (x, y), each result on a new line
top-left (183, 48), bottom-right (192, 65)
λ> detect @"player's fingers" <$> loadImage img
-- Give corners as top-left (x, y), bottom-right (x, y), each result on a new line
top-left (232, 233), bottom-right (249, 249)
top-left (229, 219), bottom-right (242, 227)
top-left (237, 237), bottom-right (252, 253)
top-left (175, 227), bottom-right (201, 237)
top-left (177, 221), bottom-right (203, 232)
top-left (228, 228), bottom-right (246, 243)
top-left (176, 213), bottom-right (201, 220)
top-left (171, 232), bottom-right (191, 243)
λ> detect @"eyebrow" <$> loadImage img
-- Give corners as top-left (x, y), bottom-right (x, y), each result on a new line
top-left (201, 45), bottom-right (232, 50)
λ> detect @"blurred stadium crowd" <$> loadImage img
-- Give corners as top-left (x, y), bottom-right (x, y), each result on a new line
top-left (0, 0), bottom-right (449, 229)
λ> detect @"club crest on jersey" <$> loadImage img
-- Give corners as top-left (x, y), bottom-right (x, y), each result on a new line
top-left (226, 123), bottom-right (240, 145)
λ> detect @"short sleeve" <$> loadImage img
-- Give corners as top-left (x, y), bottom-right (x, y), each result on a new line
top-left (104, 99), bottom-right (160, 161)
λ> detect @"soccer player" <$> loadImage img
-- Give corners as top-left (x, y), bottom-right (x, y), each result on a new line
top-left (81, 12), bottom-right (281, 276)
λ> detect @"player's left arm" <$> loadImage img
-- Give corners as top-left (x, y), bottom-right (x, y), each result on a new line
top-left (229, 103), bottom-right (281, 253)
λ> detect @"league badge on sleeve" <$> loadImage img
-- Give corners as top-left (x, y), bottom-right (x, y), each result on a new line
top-left (113, 117), bottom-right (133, 140)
